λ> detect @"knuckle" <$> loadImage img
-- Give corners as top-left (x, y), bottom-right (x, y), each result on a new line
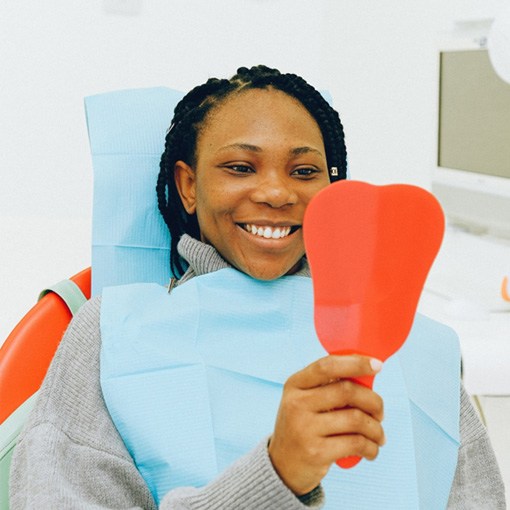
top-left (281, 390), bottom-right (307, 416)
top-left (301, 437), bottom-right (329, 462)
top-left (316, 356), bottom-right (334, 376)
top-left (339, 380), bottom-right (355, 400)
top-left (285, 395), bottom-right (302, 414)
top-left (346, 408), bottom-right (365, 428)
top-left (347, 435), bottom-right (379, 460)
top-left (349, 434), bottom-right (366, 453)
top-left (303, 443), bottom-right (321, 459)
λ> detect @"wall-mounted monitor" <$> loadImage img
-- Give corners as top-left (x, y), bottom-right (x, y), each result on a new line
top-left (432, 48), bottom-right (510, 239)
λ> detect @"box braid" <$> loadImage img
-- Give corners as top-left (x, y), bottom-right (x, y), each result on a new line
top-left (157, 65), bottom-right (348, 277)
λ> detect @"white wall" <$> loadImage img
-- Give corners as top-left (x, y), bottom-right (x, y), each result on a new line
top-left (323, 1), bottom-right (440, 186)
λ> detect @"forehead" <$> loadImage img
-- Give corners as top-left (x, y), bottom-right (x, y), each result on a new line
top-left (196, 88), bottom-right (324, 154)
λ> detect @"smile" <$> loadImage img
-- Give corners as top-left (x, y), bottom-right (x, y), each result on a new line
top-left (240, 223), bottom-right (299, 239)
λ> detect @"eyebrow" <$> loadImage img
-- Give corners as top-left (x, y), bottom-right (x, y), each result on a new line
top-left (217, 143), bottom-right (324, 157)
top-left (290, 146), bottom-right (324, 157)
top-left (218, 143), bottom-right (262, 153)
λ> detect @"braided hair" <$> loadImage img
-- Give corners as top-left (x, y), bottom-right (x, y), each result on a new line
top-left (157, 65), bottom-right (348, 277)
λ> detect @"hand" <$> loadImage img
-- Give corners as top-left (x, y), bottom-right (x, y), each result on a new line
top-left (268, 355), bottom-right (385, 496)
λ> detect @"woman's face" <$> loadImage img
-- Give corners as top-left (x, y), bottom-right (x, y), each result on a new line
top-left (175, 88), bottom-right (330, 280)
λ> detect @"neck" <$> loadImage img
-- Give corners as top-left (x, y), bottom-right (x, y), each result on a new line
top-left (176, 234), bottom-right (310, 284)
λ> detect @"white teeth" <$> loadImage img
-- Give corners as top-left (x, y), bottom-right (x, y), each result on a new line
top-left (242, 224), bottom-right (294, 239)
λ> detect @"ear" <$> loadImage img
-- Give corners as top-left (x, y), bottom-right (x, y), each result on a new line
top-left (174, 161), bottom-right (197, 214)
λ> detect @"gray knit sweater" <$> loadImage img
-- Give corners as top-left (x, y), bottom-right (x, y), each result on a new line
top-left (10, 235), bottom-right (506, 509)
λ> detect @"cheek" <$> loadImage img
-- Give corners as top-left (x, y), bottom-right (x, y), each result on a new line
top-left (197, 187), bottom-right (223, 218)
top-left (196, 174), bottom-right (244, 215)
top-left (302, 182), bottom-right (330, 209)
top-left (194, 183), bottom-right (234, 236)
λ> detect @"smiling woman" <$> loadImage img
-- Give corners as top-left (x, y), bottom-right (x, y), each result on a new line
top-left (9, 66), bottom-right (505, 509)
top-left (156, 66), bottom-right (347, 279)
top-left (174, 88), bottom-right (331, 280)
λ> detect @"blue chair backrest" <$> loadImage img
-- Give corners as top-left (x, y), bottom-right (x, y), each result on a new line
top-left (85, 87), bottom-right (184, 295)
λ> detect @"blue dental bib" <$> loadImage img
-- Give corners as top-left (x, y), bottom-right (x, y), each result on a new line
top-left (100, 268), bottom-right (460, 508)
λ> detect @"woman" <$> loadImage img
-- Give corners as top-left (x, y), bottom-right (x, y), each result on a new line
top-left (10, 66), bottom-right (505, 509)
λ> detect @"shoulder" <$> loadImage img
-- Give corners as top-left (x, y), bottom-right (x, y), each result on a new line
top-left (30, 295), bottom-right (103, 418)
top-left (70, 294), bottom-right (101, 332)
top-left (18, 293), bottom-right (133, 455)
top-left (50, 295), bottom-right (103, 366)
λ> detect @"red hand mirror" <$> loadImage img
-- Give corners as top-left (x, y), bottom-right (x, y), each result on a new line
top-left (303, 180), bottom-right (445, 468)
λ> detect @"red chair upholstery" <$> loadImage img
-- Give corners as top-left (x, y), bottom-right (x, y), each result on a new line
top-left (0, 267), bottom-right (91, 510)
top-left (0, 267), bottom-right (91, 424)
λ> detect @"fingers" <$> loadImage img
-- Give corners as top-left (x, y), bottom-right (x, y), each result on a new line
top-left (316, 407), bottom-right (386, 447)
top-left (269, 354), bottom-right (386, 495)
top-left (288, 354), bottom-right (382, 391)
top-left (305, 378), bottom-right (384, 421)
top-left (322, 432), bottom-right (382, 462)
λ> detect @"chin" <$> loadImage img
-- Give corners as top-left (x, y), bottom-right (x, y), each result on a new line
top-left (240, 261), bottom-right (302, 281)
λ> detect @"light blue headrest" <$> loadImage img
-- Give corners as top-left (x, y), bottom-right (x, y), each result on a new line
top-left (85, 87), bottom-right (184, 296)
top-left (85, 87), bottom-right (339, 296)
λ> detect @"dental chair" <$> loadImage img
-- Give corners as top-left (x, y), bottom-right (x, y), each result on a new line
top-left (0, 268), bottom-right (91, 509)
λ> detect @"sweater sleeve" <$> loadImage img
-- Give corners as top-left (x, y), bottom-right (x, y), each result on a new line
top-left (9, 297), bottom-right (322, 510)
top-left (447, 385), bottom-right (506, 509)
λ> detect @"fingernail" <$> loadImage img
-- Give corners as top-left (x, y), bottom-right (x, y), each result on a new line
top-left (381, 433), bottom-right (387, 446)
top-left (370, 358), bottom-right (383, 373)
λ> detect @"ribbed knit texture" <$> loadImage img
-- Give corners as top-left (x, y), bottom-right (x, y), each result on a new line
top-left (177, 235), bottom-right (232, 284)
top-left (177, 234), bottom-right (311, 284)
top-left (447, 389), bottom-right (507, 508)
top-left (10, 237), bottom-right (505, 509)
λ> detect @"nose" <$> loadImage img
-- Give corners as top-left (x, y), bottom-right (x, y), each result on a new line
top-left (250, 172), bottom-right (298, 208)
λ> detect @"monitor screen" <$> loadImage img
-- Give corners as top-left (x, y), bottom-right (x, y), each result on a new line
top-left (433, 48), bottom-right (510, 239)
top-left (438, 49), bottom-right (510, 179)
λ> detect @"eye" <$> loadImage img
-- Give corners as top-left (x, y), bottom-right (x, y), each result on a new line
top-left (225, 164), bottom-right (254, 174)
top-left (292, 167), bottom-right (320, 178)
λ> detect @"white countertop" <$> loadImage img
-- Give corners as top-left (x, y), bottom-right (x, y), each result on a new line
top-left (418, 226), bottom-right (510, 396)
